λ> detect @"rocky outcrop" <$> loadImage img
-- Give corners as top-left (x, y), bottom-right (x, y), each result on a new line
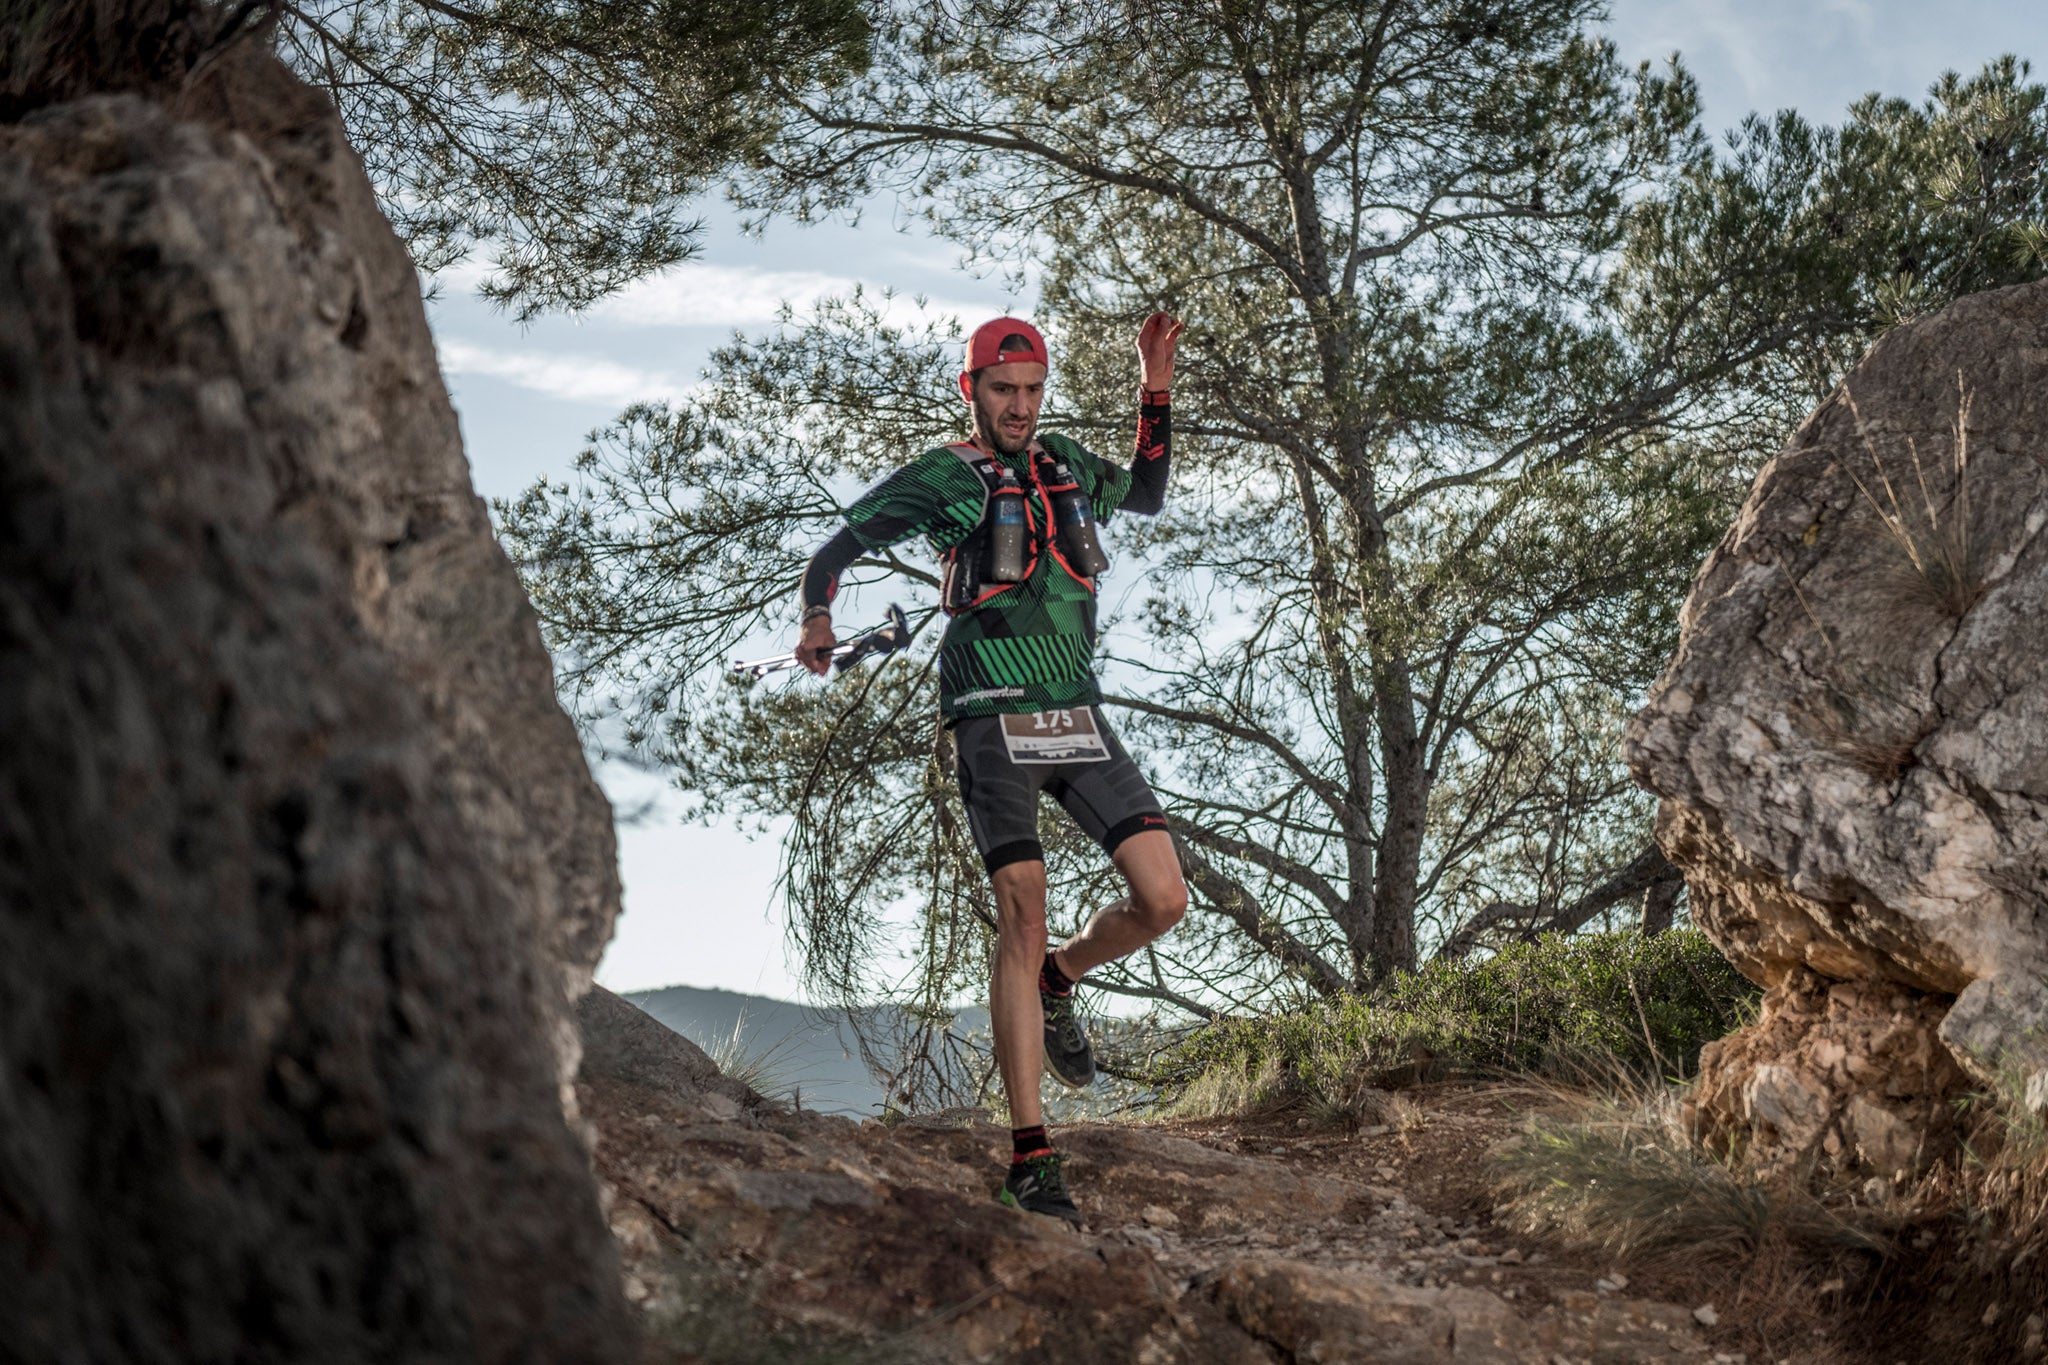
top-left (1628, 279), bottom-right (2048, 1171)
top-left (579, 987), bottom-right (1715, 1363)
top-left (0, 43), bottom-right (625, 1364)
top-left (1681, 976), bottom-right (1969, 1180)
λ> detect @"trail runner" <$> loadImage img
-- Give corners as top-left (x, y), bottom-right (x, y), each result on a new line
top-left (794, 313), bottom-right (1188, 1225)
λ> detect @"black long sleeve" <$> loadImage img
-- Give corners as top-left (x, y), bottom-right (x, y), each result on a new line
top-left (1119, 392), bottom-right (1171, 516)
top-left (798, 525), bottom-right (863, 615)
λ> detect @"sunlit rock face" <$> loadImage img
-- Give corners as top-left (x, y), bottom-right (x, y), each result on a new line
top-left (1628, 278), bottom-right (2048, 1172)
top-left (0, 46), bottom-right (626, 1363)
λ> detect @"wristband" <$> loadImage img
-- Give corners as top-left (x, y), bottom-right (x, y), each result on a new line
top-left (801, 605), bottom-right (832, 625)
top-left (1141, 388), bottom-right (1170, 405)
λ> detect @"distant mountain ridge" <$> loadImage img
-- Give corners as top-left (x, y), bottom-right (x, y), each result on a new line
top-left (621, 984), bottom-right (993, 1117)
top-left (620, 984), bottom-right (878, 1115)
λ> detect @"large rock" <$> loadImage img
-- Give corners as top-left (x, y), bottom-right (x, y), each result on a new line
top-left (0, 44), bottom-right (627, 1364)
top-left (1627, 279), bottom-right (2048, 1170)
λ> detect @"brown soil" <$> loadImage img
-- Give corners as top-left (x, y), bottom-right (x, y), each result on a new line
top-left (1160, 1082), bottom-right (2045, 1365)
top-left (1162, 1084), bottom-right (1855, 1365)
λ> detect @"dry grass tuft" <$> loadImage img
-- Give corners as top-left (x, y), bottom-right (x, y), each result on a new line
top-left (1497, 1055), bottom-right (2048, 1359)
top-left (1493, 1071), bottom-right (1902, 1357)
top-left (1168, 1053), bottom-right (1292, 1121)
top-left (1841, 380), bottom-right (1984, 620)
top-left (1171, 1045), bottom-right (1426, 1131)
top-left (1301, 1067), bottom-right (1423, 1132)
top-left (1953, 1056), bottom-right (2048, 1248)
top-left (1493, 1077), bottom-right (1886, 1264)
top-left (1774, 381), bottom-right (1994, 781)
top-left (1834, 1059), bottom-right (2048, 1360)
top-left (1802, 673), bottom-right (1940, 784)
top-left (701, 1010), bottom-right (807, 1110)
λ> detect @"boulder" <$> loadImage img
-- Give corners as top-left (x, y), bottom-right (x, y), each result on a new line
top-left (0, 42), bottom-right (626, 1364)
top-left (1627, 279), bottom-right (2048, 1168)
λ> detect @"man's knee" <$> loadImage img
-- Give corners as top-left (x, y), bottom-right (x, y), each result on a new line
top-left (998, 915), bottom-right (1049, 966)
top-left (1112, 829), bottom-right (1187, 938)
top-left (990, 860), bottom-right (1049, 949)
top-left (1134, 882), bottom-right (1187, 937)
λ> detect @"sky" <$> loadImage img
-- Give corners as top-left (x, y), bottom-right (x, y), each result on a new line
top-left (422, 0), bottom-right (2048, 1002)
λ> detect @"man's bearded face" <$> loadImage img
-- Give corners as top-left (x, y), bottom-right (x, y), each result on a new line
top-left (971, 360), bottom-right (1047, 456)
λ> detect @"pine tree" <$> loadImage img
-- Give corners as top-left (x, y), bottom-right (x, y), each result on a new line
top-left (499, 3), bottom-right (2048, 1057)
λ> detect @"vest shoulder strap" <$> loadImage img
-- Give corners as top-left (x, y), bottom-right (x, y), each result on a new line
top-left (944, 442), bottom-right (1001, 490)
top-left (946, 440), bottom-right (1058, 488)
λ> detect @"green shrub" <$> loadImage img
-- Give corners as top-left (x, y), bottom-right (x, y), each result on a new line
top-left (1159, 929), bottom-right (1756, 1111)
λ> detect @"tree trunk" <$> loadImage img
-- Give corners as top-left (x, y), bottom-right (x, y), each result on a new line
top-left (1641, 876), bottom-right (1681, 936)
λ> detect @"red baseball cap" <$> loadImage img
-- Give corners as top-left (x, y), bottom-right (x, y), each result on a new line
top-left (962, 316), bottom-right (1050, 376)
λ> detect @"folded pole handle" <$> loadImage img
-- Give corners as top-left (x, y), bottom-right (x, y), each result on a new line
top-left (731, 604), bottom-right (912, 680)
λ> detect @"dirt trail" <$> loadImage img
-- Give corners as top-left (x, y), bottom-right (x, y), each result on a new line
top-left (580, 988), bottom-right (1857, 1364)
top-left (1146, 1092), bottom-right (1850, 1365)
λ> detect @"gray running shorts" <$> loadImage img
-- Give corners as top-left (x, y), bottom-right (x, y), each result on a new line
top-left (950, 706), bottom-right (1168, 875)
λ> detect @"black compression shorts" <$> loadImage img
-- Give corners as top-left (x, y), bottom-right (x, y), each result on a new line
top-left (950, 706), bottom-right (1168, 875)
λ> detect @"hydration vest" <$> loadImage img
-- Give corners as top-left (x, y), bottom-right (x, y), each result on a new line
top-left (939, 441), bottom-right (1109, 615)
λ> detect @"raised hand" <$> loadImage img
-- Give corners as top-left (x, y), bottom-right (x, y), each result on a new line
top-left (1136, 312), bottom-right (1185, 392)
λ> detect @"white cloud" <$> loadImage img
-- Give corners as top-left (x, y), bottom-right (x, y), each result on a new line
top-left (437, 337), bottom-right (688, 407)
top-left (1609, 0), bottom-right (2042, 131)
top-left (597, 263), bottom-right (848, 326)
top-left (594, 261), bottom-right (998, 330)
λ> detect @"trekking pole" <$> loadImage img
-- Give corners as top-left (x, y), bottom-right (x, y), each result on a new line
top-left (731, 603), bottom-right (913, 679)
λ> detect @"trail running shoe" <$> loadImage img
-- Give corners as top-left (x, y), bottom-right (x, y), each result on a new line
top-left (998, 1152), bottom-right (1082, 1224)
top-left (1042, 986), bottom-right (1097, 1088)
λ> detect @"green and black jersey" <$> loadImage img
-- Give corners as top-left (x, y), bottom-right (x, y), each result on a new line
top-left (801, 398), bottom-right (1172, 719)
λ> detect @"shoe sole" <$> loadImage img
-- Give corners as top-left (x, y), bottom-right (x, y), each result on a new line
top-left (1042, 999), bottom-right (1096, 1089)
top-left (996, 1187), bottom-right (1084, 1225)
top-left (1044, 1052), bottom-right (1096, 1089)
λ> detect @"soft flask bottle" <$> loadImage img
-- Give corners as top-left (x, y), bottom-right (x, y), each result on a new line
top-left (1045, 458), bottom-right (1110, 576)
top-left (943, 541), bottom-right (981, 611)
top-left (987, 476), bottom-right (1028, 582)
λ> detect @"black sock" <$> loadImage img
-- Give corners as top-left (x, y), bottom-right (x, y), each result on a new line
top-left (1011, 1124), bottom-right (1052, 1163)
top-left (1040, 950), bottom-right (1076, 997)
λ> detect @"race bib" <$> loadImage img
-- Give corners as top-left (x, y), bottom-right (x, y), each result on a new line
top-left (1000, 707), bottom-right (1111, 764)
